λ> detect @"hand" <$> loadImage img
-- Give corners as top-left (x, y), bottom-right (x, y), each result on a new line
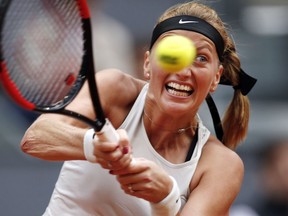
top-left (93, 129), bottom-right (132, 171)
top-left (110, 158), bottom-right (173, 203)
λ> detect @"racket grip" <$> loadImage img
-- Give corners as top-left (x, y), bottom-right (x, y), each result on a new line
top-left (96, 119), bottom-right (119, 142)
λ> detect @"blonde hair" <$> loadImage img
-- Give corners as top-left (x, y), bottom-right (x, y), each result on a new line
top-left (158, 1), bottom-right (251, 149)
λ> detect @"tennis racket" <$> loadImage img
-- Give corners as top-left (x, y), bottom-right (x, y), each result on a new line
top-left (0, 0), bottom-right (119, 142)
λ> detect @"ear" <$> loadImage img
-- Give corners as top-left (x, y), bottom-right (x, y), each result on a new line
top-left (210, 64), bottom-right (224, 93)
top-left (143, 51), bottom-right (151, 80)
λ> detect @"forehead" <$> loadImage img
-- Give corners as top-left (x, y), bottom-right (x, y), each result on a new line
top-left (156, 30), bottom-right (216, 51)
top-left (150, 15), bottom-right (224, 60)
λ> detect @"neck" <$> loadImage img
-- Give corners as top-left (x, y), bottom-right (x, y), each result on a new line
top-left (143, 110), bottom-right (198, 163)
top-left (143, 109), bottom-right (198, 134)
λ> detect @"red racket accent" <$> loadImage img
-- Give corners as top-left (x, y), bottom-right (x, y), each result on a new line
top-left (0, 62), bottom-right (35, 110)
top-left (77, 0), bottom-right (90, 19)
top-left (65, 73), bottom-right (76, 86)
top-left (0, 0), bottom-right (119, 141)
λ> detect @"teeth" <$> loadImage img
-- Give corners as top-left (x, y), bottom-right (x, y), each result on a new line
top-left (167, 82), bottom-right (192, 91)
top-left (168, 82), bottom-right (192, 91)
top-left (166, 82), bottom-right (193, 97)
top-left (167, 89), bottom-right (190, 96)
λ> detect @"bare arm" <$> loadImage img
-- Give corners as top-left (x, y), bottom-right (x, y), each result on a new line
top-left (20, 69), bottom-right (145, 161)
top-left (109, 136), bottom-right (243, 216)
top-left (180, 139), bottom-right (244, 216)
top-left (21, 115), bottom-right (87, 160)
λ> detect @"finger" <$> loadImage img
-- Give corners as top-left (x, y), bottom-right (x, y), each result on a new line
top-left (119, 174), bottom-right (153, 198)
top-left (93, 129), bottom-right (131, 160)
top-left (93, 135), bottom-right (119, 153)
top-left (95, 158), bottom-right (113, 169)
top-left (117, 129), bottom-right (131, 155)
top-left (122, 183), bottom-right (142, 195)
top-left (94, 146), bottom-right (123, 162)
top-left (93, 134), bottom-right (122, 161)
top-left (108, 154), bottom-right (133, 171)
top-left (109, 158), bottom-right (138, 175)
top-left (110, 158), bottom-right (150, 175)
top-left (126, 184), bottom-right (135, 194)
top-left (96, 158), bottom-right (130, 170)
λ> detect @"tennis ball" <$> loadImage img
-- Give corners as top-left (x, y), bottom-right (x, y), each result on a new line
top-left (155, 35), bottom-right (197, 73)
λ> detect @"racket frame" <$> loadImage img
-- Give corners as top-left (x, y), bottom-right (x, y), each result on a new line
top-left (0, 0), bottom-right (110, 133)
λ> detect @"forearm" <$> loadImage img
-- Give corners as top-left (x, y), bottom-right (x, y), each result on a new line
top-left (21, 116), bottom-right (87, 161)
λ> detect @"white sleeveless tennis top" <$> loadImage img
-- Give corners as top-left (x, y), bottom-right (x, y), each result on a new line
top-left (43, 84), bottom-right (210, 216)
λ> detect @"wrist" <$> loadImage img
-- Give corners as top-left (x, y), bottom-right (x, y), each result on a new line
top-left (150, 176), bottom-right (181, 216)
top-left (83, 128), bottom-right (97, 162)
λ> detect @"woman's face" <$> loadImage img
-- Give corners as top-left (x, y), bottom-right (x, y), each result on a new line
top-left (143, 30), bottom-right (223, 115)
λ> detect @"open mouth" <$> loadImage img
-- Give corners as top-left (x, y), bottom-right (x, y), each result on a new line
top-left (166, 82), bottom-right (194, 97)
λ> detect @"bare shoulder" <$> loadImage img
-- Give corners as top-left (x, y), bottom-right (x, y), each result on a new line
top-left (97, 69), bottom-right (146, 103)
top-left (97, 69), bottom-right (147, 126)
top-left (204, 136), bottom-right (243, 166)
top-left (191, 135), bottom-right (244, 195)
top-left (97, 68), bottom-right (146, 104)
top-left (198, 135), bottom-right (244, 182)
top-left (185, 135), bottom-right (244, 215)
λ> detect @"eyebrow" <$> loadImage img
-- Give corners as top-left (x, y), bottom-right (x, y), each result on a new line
top-left (195, 40), bottom-right (215, 54)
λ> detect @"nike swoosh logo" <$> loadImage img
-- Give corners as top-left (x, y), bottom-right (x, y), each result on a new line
top-left (179, 19), bottom-right (199, 24)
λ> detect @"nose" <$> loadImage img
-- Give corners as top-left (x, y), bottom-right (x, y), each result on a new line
top-left (176, 67), bottom-right (192, 79)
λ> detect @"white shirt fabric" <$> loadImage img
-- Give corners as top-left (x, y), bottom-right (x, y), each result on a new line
top-left (43, 84), bottom-right (210, 216)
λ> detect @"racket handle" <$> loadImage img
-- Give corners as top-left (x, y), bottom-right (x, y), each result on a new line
top-left (96, 119), bottom-right (119, 142)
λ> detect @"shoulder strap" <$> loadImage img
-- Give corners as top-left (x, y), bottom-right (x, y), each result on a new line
top-left (205, 93), bottom-right (224, 142)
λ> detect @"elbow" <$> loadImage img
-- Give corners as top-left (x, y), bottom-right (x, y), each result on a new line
top-left (20, 119), bottom-right (47, 159)
top-left (20, 129), bottom-right (37, 155)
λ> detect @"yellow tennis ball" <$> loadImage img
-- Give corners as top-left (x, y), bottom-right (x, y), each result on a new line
top-left (155, 35), bottom-right (197, 73)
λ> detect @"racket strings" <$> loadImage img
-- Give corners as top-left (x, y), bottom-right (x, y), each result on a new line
top-left (2, 0), bottom-right (84, 107)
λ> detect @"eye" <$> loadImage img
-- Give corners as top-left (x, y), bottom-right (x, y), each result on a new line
top-left (195, 55), bottom-right (208, 63)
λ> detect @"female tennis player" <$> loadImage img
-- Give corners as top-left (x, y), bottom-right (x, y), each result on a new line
top-left (21, 2), bottom-right (256, 215)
